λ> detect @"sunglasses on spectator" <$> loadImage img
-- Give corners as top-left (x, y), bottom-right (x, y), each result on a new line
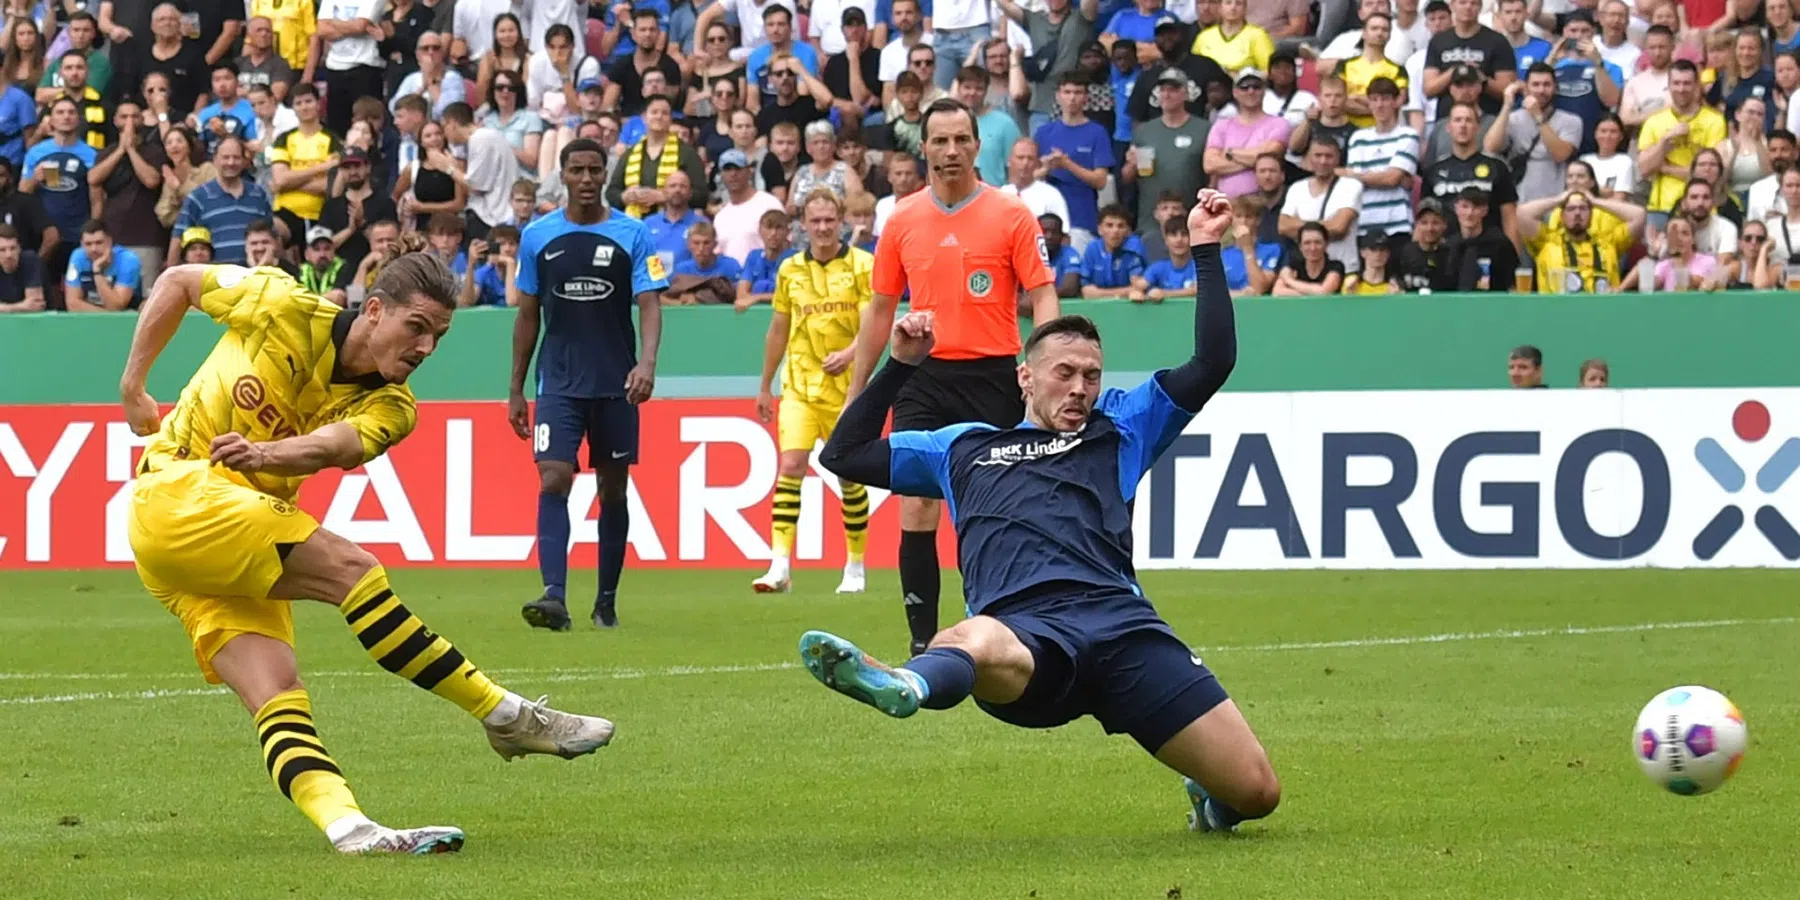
top-left (1745, 234), bottom-right (1767, 242)
top-left (912, 58), bottom-right (935, 67)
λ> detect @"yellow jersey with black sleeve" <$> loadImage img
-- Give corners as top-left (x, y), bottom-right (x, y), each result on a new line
top-left (138, 265), bottom-right (418, 502)
top-left (771, 245), bottom-right (873, 409)
top-left (266, 127), bottom-right (342, 220)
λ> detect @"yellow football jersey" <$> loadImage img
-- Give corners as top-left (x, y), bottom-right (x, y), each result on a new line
top-left (139, 266), bottom-right (418, 502)
top-left (771, 245), bottom-right (873, 408)
top-left (248, 0), bottom-right (317, 72)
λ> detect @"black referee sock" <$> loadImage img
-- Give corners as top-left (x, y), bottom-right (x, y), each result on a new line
top-left (898, 529), bottom-right (941, 649)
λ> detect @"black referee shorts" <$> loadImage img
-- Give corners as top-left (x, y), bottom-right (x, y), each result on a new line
top-left (892, 355), bottom-right (1024, 432)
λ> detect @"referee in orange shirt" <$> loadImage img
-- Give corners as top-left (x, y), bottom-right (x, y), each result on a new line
top-left (851, 97), bottom-right (1061, 657)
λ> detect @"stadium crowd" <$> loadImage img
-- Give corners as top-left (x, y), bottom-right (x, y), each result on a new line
top-left (0, 0), bottom-right (1793, 313)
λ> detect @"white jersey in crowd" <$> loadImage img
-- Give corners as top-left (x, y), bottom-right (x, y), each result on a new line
top-left (720, 0), bottom-right (799, 58)
top-left (808, 0), bottom-right (879, 55)
top-left (932, 0), bottom-right (992, 30)
top-left (1000, 180), bottom-right (1070, 229)
top-left (525, 0), bottom-right (590, 61)
top-left (320, 0), bottom-right (385, 70)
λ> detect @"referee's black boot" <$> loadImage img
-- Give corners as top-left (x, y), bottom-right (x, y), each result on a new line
top-left (521, 594), bottom-right (573, 632)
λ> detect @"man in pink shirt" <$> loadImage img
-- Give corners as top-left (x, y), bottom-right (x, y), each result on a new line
top-left (711, 149), bottom-right (786, 264)
top-left (1203, 69), bottom-right (1294, 196)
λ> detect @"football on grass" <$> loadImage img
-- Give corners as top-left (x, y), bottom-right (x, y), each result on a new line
top-left (1634, 686), bottom-right (1747, 796)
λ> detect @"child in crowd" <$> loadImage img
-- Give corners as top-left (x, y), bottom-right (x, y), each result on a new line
top-left (1135, 217), bottom-right (1195, 303)
top-left (736, 209), bottom-right (794, 310)
top-left (846, 191), bottom-right (877, 254)
top-left (460, 224), bottom-right (520, 307)
top-left (1079, 204), bottom-right (1147, 299)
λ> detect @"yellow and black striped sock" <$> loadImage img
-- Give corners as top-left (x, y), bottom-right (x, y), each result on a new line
top-left (255, 689), bottom-right (362, 833)
top-left (841, 482), bottom-right (869, 563)
top-left (339, 567), bottom-right (506, 720)
top-left (771, 475), bottom-right (802, 558)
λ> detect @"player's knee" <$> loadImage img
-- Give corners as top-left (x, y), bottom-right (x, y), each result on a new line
top-left (932, 617), bottom-right (1023, 666)
top-left (899, 496), bottom-right (940, 531)
top-left (538, 463), bottom-right (575, 495)
top-left (595, 465), bottom-right (629, 503)
top-left (776, 451), bottom-right (810, 479)
top-left (314, 538), bottom-right (380, 606)
top-left (1234, 758), bottom-right (1282, 818)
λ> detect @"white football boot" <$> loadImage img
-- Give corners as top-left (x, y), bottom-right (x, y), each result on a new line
top-left (330, 817), bottom-right (464, 855)
top-left (484, 695), bottom-right (616, 761)
top-left (836, 560), bottom-right (866, 594)
top-left (753, 557), bottom-right (792, 593)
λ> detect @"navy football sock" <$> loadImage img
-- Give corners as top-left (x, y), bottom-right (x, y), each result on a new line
top-left (1205, 797), bottom-right (1257, 830)
top-left (596, 498), bottom-right (629, 606)
top-left (536, 491), bottom-right (570, 600)
top-left (898, 529), bottom-right (940, 647)
top-left (901, 647), bottom-right (976, 710)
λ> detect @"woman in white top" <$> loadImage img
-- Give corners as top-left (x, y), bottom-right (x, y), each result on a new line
top-left (1775, 52), bottom-right (1800, 135)
top-left (1579, 114), bottom-right (1637, 197)
top-left (1755, 167), bottom-right (1800, 286)
top-left (1724, 96), bottom-right (1773, 201)
top-left (474, 13), bottom-right (529, 107)
top-left (525, 24), bottom-right (601, 124)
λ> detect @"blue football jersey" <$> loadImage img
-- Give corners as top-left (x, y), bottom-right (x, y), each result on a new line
top-left (885, 375), bottom-right (1194, 613)
top-left (516, 208), bottom-right (671, 399)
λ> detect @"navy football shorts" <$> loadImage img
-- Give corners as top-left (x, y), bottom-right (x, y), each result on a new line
top-left (975, 603), bottom-right (1230, 754)
top-left (533, 394), bottom-right (639, 468)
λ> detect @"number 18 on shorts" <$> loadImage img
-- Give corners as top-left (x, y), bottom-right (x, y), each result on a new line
top-left (533, 395), bottom-right (640, 467)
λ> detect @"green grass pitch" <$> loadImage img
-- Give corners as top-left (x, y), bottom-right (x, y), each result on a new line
top-left (5, 567), bottom-right (1799, 899)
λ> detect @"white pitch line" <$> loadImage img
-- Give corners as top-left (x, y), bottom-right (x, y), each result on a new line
top-left (0, 616), bottom-right (1793, 704)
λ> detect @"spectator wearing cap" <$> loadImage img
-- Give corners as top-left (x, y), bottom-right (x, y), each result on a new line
top-left (312, 0), bottom-right (385, 138)
top-left (389, 31), bottom-right (467, 120)
top-left (1343, 76), bottom-right (1419, 248)
top-left (62, 219), bottom-right (141, 312)
top-left (1339, 14), bottom-right (1409, 129)
top-left (605, 10), bottom-right (687, 120)
top-left (1518, 187), bottom-right (1646, 292)
top-left (1421, 0), bottom-right (1516, 120)
top-left (1421, 102), bottom-right (1519, 242)
top-left (90, 97), bottom-right (169, 286)
top-left (1485, 65), bottom-right (1581, 204)
top-left (1264, 51), bottom-right (1317, 128)
top-left (318, 146), bottom-right (397, 275)
top-left (178, 226), bottom-right (213, 264)
top-left (439, 101), bottom-right (516, 240)
top-left (1102, 0), bottom-right (1176, 58)
top-left (807, 0), bottom-right (876, 57)
top-left (1342, 232), bottom-right (1401, 293)
top-left (169, 135), bottom-right (271, 266)
top-left (0, 222), bottom-right (41, 310)
top-left (1192, 0), bottom-right (1273, 74)
top-left (1125, 68), bottom-right (1208, 237)
top-left (1204, 68), bottom-right (1291, 197)
top-left (1036, 71), bottom-right (1115, 248)
top-left (610, 95), bottom-right (710, 219)
top-left (713, 148), bottom-right (786, 265)
top-left (1443, 187), bottom-right (1519, 291)
top-left (299, 225), bottom-right (346, 295)
top-left (1419, 67), bottom-right (1491, 166)
top-left (1549, 10), bottom-right (1623, 155)
top-left (821, 7), bottom-right (884, 125)
top-left (1394, 197), bottom-right (1454, 290)
top-left (996, 0), bottom-right (1101, 135)
top-left (1125, 19), bottom-right (1228, 123)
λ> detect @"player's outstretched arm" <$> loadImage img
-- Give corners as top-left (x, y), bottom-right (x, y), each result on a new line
top-left (210, 422), bottom-right (365, 477)
top-left (1157, 193), bottom-right (1239, 412)
top-left (119, 265), bottom-right (209, 436)
top-left (820, 311), bottom-right (935, 490)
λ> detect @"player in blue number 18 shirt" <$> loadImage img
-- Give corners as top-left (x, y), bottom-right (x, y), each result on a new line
top-left (800, 189), bottom-right (1281, 834)
top-left (509, 138), bottom-right (668, 632)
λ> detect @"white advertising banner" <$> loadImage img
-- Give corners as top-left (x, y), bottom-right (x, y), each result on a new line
top-left (1130, 388), bottom-right (1800, 570)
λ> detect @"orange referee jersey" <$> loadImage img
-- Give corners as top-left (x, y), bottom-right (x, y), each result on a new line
top-left (871, 185), bottom-right (1053, 360)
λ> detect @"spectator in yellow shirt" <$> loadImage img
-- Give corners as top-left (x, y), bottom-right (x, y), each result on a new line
top-left (1517, 189), bottom-right (1647, 293)
top-left (1636, 60), bottom-right (1728, 227)
top-left (1192, 0), bottom-right (1274, 74)
top-left (1337, 14), bottom-right (1408, 128)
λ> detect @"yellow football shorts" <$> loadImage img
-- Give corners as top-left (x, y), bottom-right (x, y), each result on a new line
top-left (778, 398), bottom-right (844, 453)
top-left (127, 460), bottom-right (321, 683)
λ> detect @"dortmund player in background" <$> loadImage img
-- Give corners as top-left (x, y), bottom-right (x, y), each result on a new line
top-left (752, 188), bottom-right (873, 594)
top-left (120, 258), bottom-right (617, 856)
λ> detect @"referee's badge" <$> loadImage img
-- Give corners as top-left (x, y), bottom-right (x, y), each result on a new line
top-left (968, 270), bottom-right (994, 297)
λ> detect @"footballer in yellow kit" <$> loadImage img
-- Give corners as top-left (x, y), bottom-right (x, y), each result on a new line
top-left (752, 189), bottom-right (873, 594)
top-left (120, 259), bottom-right (616, 855)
